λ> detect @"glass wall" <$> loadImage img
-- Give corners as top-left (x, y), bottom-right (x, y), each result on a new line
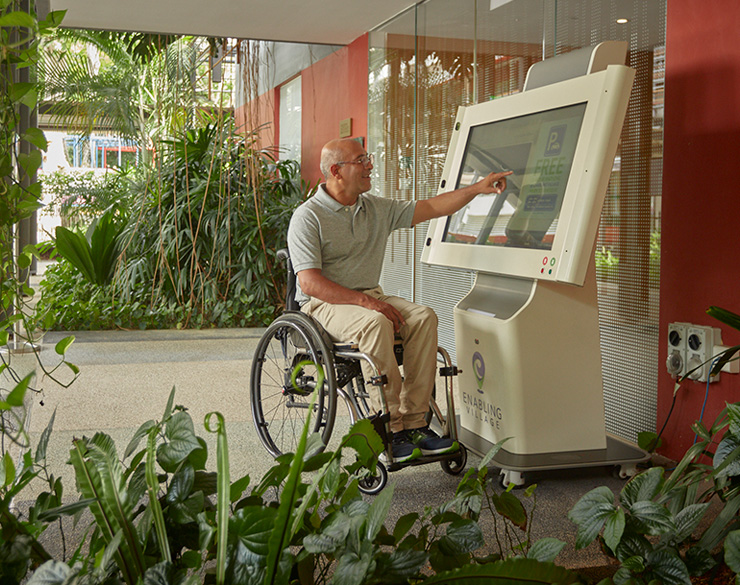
top-left (368, 0), bottom-right (666, 443)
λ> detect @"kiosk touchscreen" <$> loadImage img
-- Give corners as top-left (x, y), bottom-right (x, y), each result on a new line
top-left (422, 64), bottom-right (635, 286)
top-left (421, 50), bottom-right (646, 483)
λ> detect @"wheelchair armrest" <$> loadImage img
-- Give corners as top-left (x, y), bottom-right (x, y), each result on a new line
top-left (277, 248), bottom-right (300, 312)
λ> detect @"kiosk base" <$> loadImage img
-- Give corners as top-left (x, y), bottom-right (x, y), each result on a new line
top-left (458, 421), bottom-right (649, 486)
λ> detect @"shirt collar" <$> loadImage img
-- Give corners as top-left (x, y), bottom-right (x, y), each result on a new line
top-left (316, 183), bottom-right (364, 212)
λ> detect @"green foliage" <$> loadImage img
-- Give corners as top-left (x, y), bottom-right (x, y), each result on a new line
top-left (114, 116), bottom-right (308, 322)
top-left (1, 0), bottom-right (64, 350)
top-left (571, 397), bottom-right (740, 585)
top-left (0, 381), bottom-right (581, 585)
top-left (1, 0), bottom-right (77, 427)
top-left (595, 246), bottom-right (619, 281)
top-left (569, 467), bottom-right (703, 585)
top-left (35, 257), bottom-right (278, 329)
top-left (37, 114), bottom-right (309, 330)
top-left (40, 168), bottom-right (136, 228)
top-left (54, 207), bottom-right (124, 285)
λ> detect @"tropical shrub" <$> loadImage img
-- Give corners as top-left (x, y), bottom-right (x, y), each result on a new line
top-left (114, 117), bottom-right (309, 321)
top-left (571, 394), bottom-right (740, 584)
top-left (35, 258), bottom-right (276, 330)
top-left (40, 168), bottom-right (136, 228)
top-left (1, 0), bottom-right (76, 391)
top-left (54, 207), bottom-right (124, 285)
top-left (37, 117), bottom-right (310, 329)
top-left (1, 377), bottom-right (581, 585)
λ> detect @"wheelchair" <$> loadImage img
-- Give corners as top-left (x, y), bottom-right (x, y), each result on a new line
top-left (250, 249), bottom-right (468, 493)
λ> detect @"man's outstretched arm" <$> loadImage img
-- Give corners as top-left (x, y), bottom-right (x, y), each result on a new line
top-left (411, 170), bottom-right (512, 226)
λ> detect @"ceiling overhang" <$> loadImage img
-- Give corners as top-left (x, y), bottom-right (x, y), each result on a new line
top-left (43, 0), bottom-right (418, 45)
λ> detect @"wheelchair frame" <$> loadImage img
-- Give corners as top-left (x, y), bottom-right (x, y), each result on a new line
top-left (250, 249), bottom-right (467, 493)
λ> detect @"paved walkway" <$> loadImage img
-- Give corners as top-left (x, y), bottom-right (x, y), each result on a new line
top-left (15, 327), bottom-right (633, 573)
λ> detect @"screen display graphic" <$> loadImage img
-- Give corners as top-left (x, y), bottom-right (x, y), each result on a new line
top-left (443, 103), bottom-right (586, 251)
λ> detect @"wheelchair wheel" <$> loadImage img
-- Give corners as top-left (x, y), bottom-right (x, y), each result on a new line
top-left (346, 375), bottom-right (374, 420)
top-left (251, 314), bottom-right (337, 458)
top-left (441, 443), bottom-right (467, 476)
top-left (357, 461), bottom-right (388, 495)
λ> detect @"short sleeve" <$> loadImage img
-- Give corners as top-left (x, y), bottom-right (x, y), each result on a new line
top-left (287, 206), bottom-right (322, 274)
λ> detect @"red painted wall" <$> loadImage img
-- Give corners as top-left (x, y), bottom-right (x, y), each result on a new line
top-left (657, 0), bottom-right (740, 459)
top-left (301, 34), bottom-right (369, 186)
top-left (235, 88), bottom-right (277, 151)
top-left (234, 35), bottom-right (369, 186)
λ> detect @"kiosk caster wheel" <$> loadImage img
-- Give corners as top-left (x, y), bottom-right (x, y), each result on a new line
top-left (358, 461), bottom-right (388, 495)
top-left (441, 444), bottom-right (467, 476)
top-left (614, 464), bottom-right (638, 479)
top-left (500, 469), bottom-right (525, 488)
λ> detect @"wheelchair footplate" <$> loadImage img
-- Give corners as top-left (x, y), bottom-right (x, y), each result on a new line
top-left (366, 413), bottom-right (468, 475)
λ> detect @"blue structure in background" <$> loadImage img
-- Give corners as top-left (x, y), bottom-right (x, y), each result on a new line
top-left (64, 135), bottom-right (141, 168)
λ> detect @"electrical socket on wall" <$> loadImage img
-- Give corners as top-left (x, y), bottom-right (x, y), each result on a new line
top-left (685, 325), bottom-right (722, 383)
top-left (666, 322), bottom-right (733, 383)
top-left (667, 322), bottom-right (691, 379)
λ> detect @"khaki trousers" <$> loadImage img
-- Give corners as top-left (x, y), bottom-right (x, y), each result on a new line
top-left (302, 288), bottom-right (438, 432)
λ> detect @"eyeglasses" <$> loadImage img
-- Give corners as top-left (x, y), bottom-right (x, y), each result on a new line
top-left (336, 153), bottom-right (374, 168)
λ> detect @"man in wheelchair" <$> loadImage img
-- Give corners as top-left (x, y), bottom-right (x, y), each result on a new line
top-left (287, 138), bottom-right (510, 464)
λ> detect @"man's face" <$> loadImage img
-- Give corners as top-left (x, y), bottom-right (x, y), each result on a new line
top-left (335, 143), bottom-right (373, 195)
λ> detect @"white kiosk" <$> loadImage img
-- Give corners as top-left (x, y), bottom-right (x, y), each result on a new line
top-left (421, 42), bottom-right (648, 485)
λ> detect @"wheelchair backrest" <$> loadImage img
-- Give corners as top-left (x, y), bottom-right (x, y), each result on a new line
top-left (277, 248), bottom-right (300, 311)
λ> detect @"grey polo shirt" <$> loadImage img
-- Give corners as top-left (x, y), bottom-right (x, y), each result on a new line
top-left (287, 184), bottom-right (416, 305)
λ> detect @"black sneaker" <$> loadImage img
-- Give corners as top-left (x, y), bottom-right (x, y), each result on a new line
top-left (407, 426), bottom-right (459, 456)
top-left (384, 430), bottom-right (421, 464)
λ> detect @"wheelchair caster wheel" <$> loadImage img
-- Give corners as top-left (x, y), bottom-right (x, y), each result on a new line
top-left (358, 461), bottom-right (388, 495)
top-left (441, 444), bottom-right (467, 476)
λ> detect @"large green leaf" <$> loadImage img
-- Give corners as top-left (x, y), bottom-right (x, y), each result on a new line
top-left (303, 511), bottom-right (353, 554)
top-left (568, 486), bottom-right (616, 549)
top-left (69, 434), bottom-right (146, 585)
top-left (491, 491), bottom-right (527, 530)
top-left (55, 226), bottom-right (95, 282)
top-left (713, 434), bottom-right (740, 478)
top-left (621, 467), bottom-right (665, 508)
top-left (231, 506), bottom-right (278, 558)
top-left (0, 371), bottom-right (32, 409)
top-left (423, 557), bottom-right (581, 584)
top-left (25, 560), bottom-right (71, 584)
top-left (0, 10), bottom-right (36, 28)
top-left (438, 518), bottom-right (485, 556)
top-left (614, 531), bottom-right (652, 563)
top-left (724, 529), bottom-right (740, 575)
top-left (629, 501), bottom-right (675, 535)
top-left (366, 482), bottom-right (394, 541)
top-left (157, 411), bottom-right (201, 471)
top-left (527, 538), bottom-right (566, 563)
top-left (374, 548), bottom-right (428, 582)
top-left (603, 507), bottom-right (626, 552)
top-left (672, 503), bottom-right (709, 543)
top-left (333, 538), bottom-right (374, 585)
top-left (21, 127), bottom-right (48, 151)
top-left (646, 549), bottom-right (691, 585)
top-left (88, 210), bottom-right (122, 284)
top-left (708, 306), bottom-right (740, 332)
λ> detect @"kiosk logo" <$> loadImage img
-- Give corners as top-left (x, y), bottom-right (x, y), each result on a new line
top-left (545, 124), bottom-right (567, 156)
top-left (472, 351), bottom-right (485, 393)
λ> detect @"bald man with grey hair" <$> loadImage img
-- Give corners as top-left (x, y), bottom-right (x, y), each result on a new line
top-left (319, 140), bottom-right (345, 179)
top-left (288, 138), bottom-right (511, 464)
